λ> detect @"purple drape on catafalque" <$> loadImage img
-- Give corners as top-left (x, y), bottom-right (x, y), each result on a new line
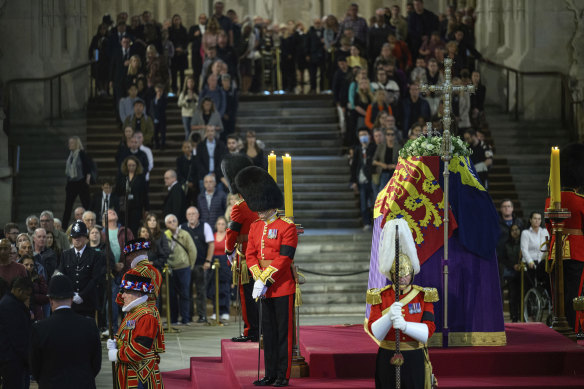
top-left (365, 156), bottom-right (506, 346)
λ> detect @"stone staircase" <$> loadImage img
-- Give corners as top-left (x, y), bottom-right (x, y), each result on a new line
top-left (485, 108), bottom-right (571, 218)
top-left (11, 116), bottom-right (87, 224)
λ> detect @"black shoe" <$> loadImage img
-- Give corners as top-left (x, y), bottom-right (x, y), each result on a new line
top-left (253, 376), bottom-right (276, 386)
top-left (273, 378), bottom-right (289, 387)
top-left (197, 316), bottom-right (207, 323)
top-left (231, 335), bottom-right (258, 342)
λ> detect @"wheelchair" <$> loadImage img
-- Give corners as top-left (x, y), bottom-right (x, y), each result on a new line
top-left (523, 261), bottom-right (552, 325)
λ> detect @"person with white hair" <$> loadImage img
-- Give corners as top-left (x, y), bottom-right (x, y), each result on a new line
top-left (62, 136), bottom-right (92, 227)
top-left (366, 218), bottom-right (438, 389)
top-left (164, 214), bottom-right (197, 325)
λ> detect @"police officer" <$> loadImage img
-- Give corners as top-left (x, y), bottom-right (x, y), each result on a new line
top-left (58, 220), bottom-right (104, 318)
top-left (235, 166), bottom-right (298, 387)
top-left (221, 154), bottom-right (260, 342)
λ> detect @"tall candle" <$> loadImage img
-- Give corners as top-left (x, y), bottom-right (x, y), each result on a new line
top-left (268, 152), bottom-right (277, 183)
top-left (550, 147), bottom-right (561, 208)
top-left (283, 154), bottom-right (293, 218)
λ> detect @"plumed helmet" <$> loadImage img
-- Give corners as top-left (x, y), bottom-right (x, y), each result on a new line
top-left (70, 220), bottom-right (89, 238)
top-left (235, 166), bottom-right (283, 212)
top-left (378, 218), bottom-right (420, 282)
top-left (48, 275), bottom-right (74, 299)
top-left (221, 154), bottom-right (254, 194)
top-left (123, 238), bottom-right (151, 255)
top-left (560, 143), bottom-right (584, 190)
top-left (119, 269), bottom-right (154, 294)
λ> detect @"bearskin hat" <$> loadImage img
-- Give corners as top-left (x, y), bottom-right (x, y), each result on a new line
top-left (560, 143), bottom-right (584, 190)
top-left (221, 154), bottom-right (254, 194)
top-left (235, 166), bottom-right (283, 212)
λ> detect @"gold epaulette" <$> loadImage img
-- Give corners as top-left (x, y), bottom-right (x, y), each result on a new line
top-left (366, 285), bottom-right (392, 305)
top-left (412, 285), bottom-right (439, 302)
top-left (279, 216), bottom-right (295, 224)
top-left (235, 198), bottom-right (245, 206)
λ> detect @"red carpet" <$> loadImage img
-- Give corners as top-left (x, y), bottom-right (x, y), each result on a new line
top-left (162, 323), bottom-right (584, 388)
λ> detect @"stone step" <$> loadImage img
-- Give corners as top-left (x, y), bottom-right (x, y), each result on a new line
top-left (298, 219), bottom-right (362, 229)
top-left (237, 107), bottom-right (335, 117)
top-left (299, 303), bottom-right (365, 315)
top-left (296, 251), bottom-right (371, 261)
top-left (237, 115), bottom-right (337, 125)
top-left (238, 100), bottom-right (332, 109)
top-left (236, 123), bottom-right (338, 132)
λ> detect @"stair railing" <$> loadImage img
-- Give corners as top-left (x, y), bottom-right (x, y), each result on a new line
top-left (4, 60), bottom-right (94, 129)
top-left (477, 58), bottom-right (580, 140)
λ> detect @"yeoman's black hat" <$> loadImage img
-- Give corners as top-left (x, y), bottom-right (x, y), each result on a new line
top-left (560, 143), bottom-right (584, 190)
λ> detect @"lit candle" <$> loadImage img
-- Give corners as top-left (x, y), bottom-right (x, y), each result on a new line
top-left (268, 151), bottom-right (277, 183)
top-left (550, 147), bottom-right (561, 208)
top-left (283, 154), bottom-right (293, 218)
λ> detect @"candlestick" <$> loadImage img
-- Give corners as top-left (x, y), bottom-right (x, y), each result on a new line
top-left (283, 154), bottom-right (293, 218)
top-left (550, 147), bottom-right (561, 209)
top-left (268, 151), bottom-right (277, 183)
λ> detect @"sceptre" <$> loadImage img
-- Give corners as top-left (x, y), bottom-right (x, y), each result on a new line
top-left (390, 224), bottom-right (403, 389)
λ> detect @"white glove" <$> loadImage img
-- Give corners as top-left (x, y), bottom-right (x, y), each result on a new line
top-left (106, 339), bottom-right (117, 350)
top-left (108, 349), bottom-right (118, 362)
top-left (392, 315), bottom-right (407, 331)
top-left (252, 279), bottom-right (267, 299)
top-left (388, 302), bottom-right (403, 320)
top-left (73, 292), bottom-right (83, 304)
top-left (371, 313), bottom-right (393, 341)
top-left (227, 250), bottom-right (237, 264)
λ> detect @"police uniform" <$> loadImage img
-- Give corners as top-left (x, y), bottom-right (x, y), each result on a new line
top-left (109, 270), bottom-right (165, 389)
top-left (115, 239), bottom-right (165, 355)
top-left (58, 220), bottom-right (104, 317)
top-left (226, 198), bottom-right (260, 340)
top-left (221, 154), bottom-right (260, 342)
top-left (365, 218), bottom-right (437, 389)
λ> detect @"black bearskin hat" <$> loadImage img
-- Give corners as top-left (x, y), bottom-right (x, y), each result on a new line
top-left (235, 166), bottom-right (283, 212)
top-left (560, 143), bottom-right (584, 190)
top-left (221, 154), bottom-right (254, 194)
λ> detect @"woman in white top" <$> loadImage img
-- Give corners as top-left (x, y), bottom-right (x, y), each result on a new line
top-left (520, 212), bottom-right (549, 269)
top-left (178, 76), bottom-right (199, 140)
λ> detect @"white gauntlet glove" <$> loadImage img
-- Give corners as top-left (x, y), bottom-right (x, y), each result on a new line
top-left (73, 292), bottom-right (83, 304)
top-left (106, 339), bottom-right (117, 350)
top-left (392, 315), bottom-right (407, 331)
top-left (388, 302), bottom-right (403, 320)
top-left (108, 349), bottom-right (118, 362)
top-left (252, 279), bottom-right (267, 299)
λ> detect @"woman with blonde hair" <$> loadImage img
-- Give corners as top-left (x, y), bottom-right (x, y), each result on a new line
top-left (178, 76), bottom-right (199, 139)
top-left (62, 136), bottom-right (92, 226)
top-left (116, 156), bottom-right (147, 235)
top-left (202, 17), bottom-right (221, 58)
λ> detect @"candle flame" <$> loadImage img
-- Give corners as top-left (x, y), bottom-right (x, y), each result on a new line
top-left (285, 153), bottom-right (290, 157)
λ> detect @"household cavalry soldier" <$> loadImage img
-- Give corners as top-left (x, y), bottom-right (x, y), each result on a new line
top-left (221, 154), bottom-right (260, 342)
top-left (57, 220), bottom-right (103, 318)
top-left (115, 238), bottom-right (165, 355)
top-left (366, 219), bottom-right (438, 389)
top-left (235, 166), bottom-right (298, 388)
top-left (107, 269), bottom-right (165, 389)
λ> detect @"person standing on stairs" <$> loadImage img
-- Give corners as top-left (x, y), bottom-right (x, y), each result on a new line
top-left (62, 136), bottom-right (92, 228)
top-left (350, 127), bottom-right (376, 231)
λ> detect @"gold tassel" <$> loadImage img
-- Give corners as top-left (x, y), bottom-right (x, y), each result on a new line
top-left (295, 282), bottom-right (302, 307)
top-left (231, 259), bottom-right (238, 285)
top-left (240, 258), bottom-right (250, 285)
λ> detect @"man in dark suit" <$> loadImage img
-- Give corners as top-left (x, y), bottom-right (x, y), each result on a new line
top-left (109, 35), bottom-right (132, 108)
top-left (196, 126), bottom-right (228, 192)
top-left (57, 221), bottom-right (104, 318)
top-left (0, 277), bottom-right (33, 388)
top-left (90, 177), bottom-right (120, 226)
top-left (163, 169), bottom-right (187, 224)
top-left (188, 13), bottom-right (207, 91)
top-left (29, 275), bottom-right (101, 389)
top-left (305, 18), bottom-right (326, 93)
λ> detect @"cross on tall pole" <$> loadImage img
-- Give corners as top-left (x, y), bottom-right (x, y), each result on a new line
top-left (419, 57), bottom-right (475, 348)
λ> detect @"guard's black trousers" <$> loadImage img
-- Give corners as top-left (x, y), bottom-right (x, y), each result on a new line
top-left (240, 277), bottom-right (258, 338)
top-left (375, 347), bottom-right (425, 389)
top-left (262, 294), bottom-right (295, 380)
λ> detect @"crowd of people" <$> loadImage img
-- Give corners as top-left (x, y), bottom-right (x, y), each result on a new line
top-left (0, 1), bottom-right (505, 386)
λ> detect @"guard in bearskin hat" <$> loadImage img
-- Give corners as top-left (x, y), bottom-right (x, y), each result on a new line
top-left (235, 166), bottom-right (298, 387)
top-left (107, 269), bottom-right (165, 389)
top-left (57, 220), bottom-right (103, 318)
top-left (547, 142), bottom-right (584, 331)
top-left (365, 218), bottom-right (438, 389)
top-left (221, 154), bottom-right (261, 342)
